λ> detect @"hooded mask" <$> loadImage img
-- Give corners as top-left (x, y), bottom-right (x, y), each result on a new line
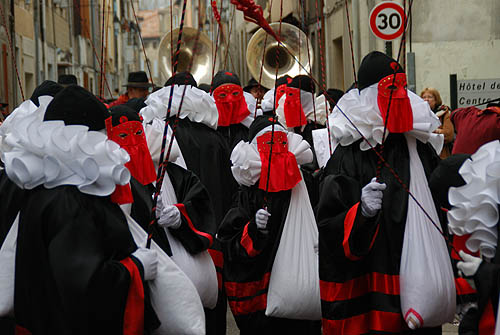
top-left (212, 71), bottom-right (250, 126)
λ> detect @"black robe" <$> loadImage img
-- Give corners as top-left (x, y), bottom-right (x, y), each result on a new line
top-left (317, 134), bottom-right (442, 334)
top-left (169, 117), bottom-right (236, 225)
top-left (12, 183), bottom-right (158, 334)
top-left (218, 184), bottom-right (319, 334)
top-left (217, 123), bottom-right (249, 151)
top-left (130, 163), bottom-right (216, 255)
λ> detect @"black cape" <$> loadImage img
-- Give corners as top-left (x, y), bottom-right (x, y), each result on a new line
top-left (130, 163), bottom-right (216, 255)
top-left (217, 123), bottom-right (249, 152)
top-left (169, 117), bottom-right (237, 225)
top-left (12, 183), bottom-right (158, 334)
top-left (317, 134), bottom-right (442, 334)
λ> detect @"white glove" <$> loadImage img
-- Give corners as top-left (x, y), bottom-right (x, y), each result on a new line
top-left (360, 177), bottom-right (387, 218)
top-left (457, 250), bottom-right (482, 277)
top-left (255, 209), bottom-right (271, 230)
top-left (132, 247), bottom-right (158, 281)
top-left (156, 196), bottom-right (181, 229)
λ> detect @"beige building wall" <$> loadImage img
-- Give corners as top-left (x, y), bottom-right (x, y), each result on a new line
top-left (321, 0), bottom-right (500, 105)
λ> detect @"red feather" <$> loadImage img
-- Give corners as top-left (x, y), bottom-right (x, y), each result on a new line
top-left (230, 0), bottom-right (280, 42)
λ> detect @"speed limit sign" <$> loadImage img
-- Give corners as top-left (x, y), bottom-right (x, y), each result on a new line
top-left (369, 2), bottom-right (406, 40)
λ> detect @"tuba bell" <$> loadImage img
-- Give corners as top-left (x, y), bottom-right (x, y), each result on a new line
top-left (246, 22), bottom-right (313, 90)
top-left (158, 27), bottom-right (218, 85)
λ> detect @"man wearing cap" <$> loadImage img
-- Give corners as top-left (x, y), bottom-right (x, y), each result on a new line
top-left (243, 78), bottom-right (268, 101)
top-left (0, 86), bottom-right (159, 334)
top-left (109, 71), bottom-right (153, 108)
top-left (317, 51), bottom-right (448, 334)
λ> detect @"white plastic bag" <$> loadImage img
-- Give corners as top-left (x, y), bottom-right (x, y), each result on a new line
top-left (265, 179), bottom-right (321, 320)
top-left (161, 175), bottom-right (218, 309)
top-left (0, 213), bottom-right (18, 317)
top-left (125, 212), bottom-right (206, 335)
top-left (400, 135), bottom-right (455, 329)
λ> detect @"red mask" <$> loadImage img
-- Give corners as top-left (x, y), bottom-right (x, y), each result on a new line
top-left (275, 84), bottom-right (288, 109)
top-left (213, 84), bottom-right (250, 126)
top-left (283, 87), bottom-right (307, 128)
top-left (106, 116), bottom-right (157, 186)
top-left (377, 72), bottom-right (413, 133)
top-left (257, 131), bottom-right (302, 192)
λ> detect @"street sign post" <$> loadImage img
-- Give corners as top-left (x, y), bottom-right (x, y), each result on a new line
top-left (369, 2), bottom-right (406, 41)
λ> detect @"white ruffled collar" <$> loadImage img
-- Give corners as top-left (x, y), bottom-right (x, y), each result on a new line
top-left (141, 85), bottom-right (219, 130)
top-left (448, 140), bottom-right (500, 259)
top-left (230, 130), bottom-right (313, 187)
top-left (0, 96), bottom-right (131, 196)
top-left (329, 84), bottom-right (443, 153)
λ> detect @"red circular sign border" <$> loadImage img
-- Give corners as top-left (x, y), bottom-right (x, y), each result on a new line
top-left (369, 2), bottom-right (406, 40)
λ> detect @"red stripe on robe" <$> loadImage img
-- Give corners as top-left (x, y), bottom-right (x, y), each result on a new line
top-left (174, 203), bottom-right (214, 247)
top-left (240, 222), bottom-right (261, 257)
top-left (120, 257), bottom-right (145, 335)
top-left (320, 272), bottom-right (400, 302)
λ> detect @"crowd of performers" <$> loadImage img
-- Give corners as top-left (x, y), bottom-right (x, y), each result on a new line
top-left (0, 51), bottom-right (499, 335)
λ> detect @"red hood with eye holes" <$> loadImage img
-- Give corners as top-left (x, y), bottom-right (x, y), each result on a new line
top-left (213, 84), bottom-right (250, 126)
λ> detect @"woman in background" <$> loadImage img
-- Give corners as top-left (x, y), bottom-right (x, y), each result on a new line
top-left (421, 87), bottom-right (454, 158)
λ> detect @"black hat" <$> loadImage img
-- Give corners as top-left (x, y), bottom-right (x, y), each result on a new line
top-left (164, 71), bottom-right (198, 87)
top-left (58, 74), bottom-right (78, 86)
top-left (124, 71), bottom-right (153, 88)
top-left (248, 115), bottom-right (284, 141)
top-left (323, 88), bottom-right (344, 105)
top-left (357, 51), bottom-right (404, 91)
top-left (288, 75), bottom-right (315, 94)
top-left (109, 105), bottom-right (142, 126)
top-left (124, 98), bottom-right (147, 114)
top-left (275, 75), bottom-right (292, 88)
top-left (212, 70), bottom-right (241, 91)
top-left (429, 154), bottom-right (471, 210)
top-left (30, 80), bottom-right (64, 107)
top-left (43, 85), bottom-right (110, 131)
top-left (198, 83), bottom-right (211, 93)
top-left (243, 78), bottom-right (260, 93)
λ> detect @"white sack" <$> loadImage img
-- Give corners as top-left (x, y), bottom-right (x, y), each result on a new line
top-left (161, 175), bottom-right (218, 309)
top-left (265, 179), bottom-right (321, 320)
top-left (0, 213), bottom-right (18, 316)
top-left (399, 135), bottom-right (455, 329)
top-left (125, 212), bottom-right (205, 335)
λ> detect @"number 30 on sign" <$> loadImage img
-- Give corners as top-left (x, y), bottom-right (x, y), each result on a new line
top-left (369, 1), bottom-right (406, 41)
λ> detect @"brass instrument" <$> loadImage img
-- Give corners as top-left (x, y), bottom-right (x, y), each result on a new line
top-left (158, 27), bottom-right (217, 85)
top-left (246, 23), bottom-right (313, 89)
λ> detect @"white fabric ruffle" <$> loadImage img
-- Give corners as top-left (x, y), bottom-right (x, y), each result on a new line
top-left (329, 84), bottom-right (443, 153)
top-left (0, 96), bottom-right (131, 196)
top-left (241, 91), bottom-right (262, 128)
top-left (141, 85), bottom-right (218, 130)
top-left (312, 95), bottom-right (329, 126)
top-left (231, 129), bottom-right (313, 187)
top-left (261, 88), bottom-right (276, 113)
top-left (448, 140), bottom-right (500, 259)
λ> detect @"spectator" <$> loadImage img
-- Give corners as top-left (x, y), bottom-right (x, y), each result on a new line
top-left (421, 87), bottom-right (454, 158)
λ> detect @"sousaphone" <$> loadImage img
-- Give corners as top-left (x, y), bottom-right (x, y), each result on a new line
top-left (246, 22), bottom-right (313, 89)
top-left (158, 27), bottom-right (217, 85)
